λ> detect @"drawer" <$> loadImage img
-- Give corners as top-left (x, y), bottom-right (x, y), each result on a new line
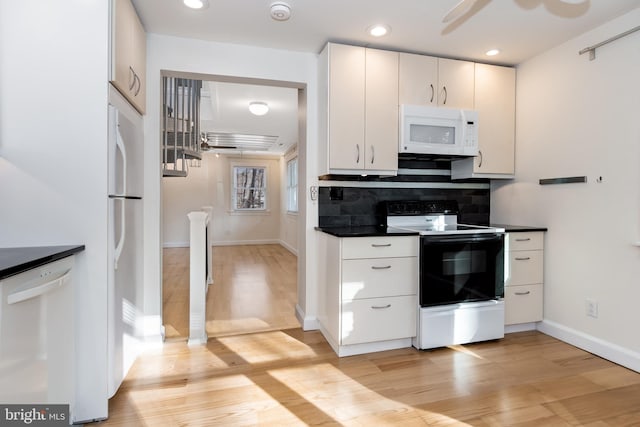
top-left (507, 232), bottom-right (544, 251)
top-left (505, 250), bottom-right (543, 286)
top-left (504, 284), bottom-right (543, 325)
top-left (341, 295), bottom-right (417, 345)
top-left (342, 257), bottom-right (418, 301)
top-left (342, 236), bottom-right (418, 259)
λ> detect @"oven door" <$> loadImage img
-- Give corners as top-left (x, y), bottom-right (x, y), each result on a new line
top-left (420, 233), bottom-right (504, 307)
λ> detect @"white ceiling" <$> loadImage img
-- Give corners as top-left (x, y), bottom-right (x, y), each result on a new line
top-left (136, 0), bottom-right (640, 154)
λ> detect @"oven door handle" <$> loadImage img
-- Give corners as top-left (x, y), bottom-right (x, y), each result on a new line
top-left (423, 233), bottom-right (502, 243)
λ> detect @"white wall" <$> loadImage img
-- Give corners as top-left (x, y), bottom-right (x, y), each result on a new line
top-left (146, 35), bottom-right (319, 336)
top-left (162, 154), bottom-right (285, 247)
top-left (0, 0), bottom-right (110, 421)
top-left (491, 8), bottom-right (640, 370)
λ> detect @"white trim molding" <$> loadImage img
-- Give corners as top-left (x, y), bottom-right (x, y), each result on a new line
top-left (537, 319), bottom-right (640, 373)
top-left (212, 239), bottom-right (281, 246)
top-left (163, 241), bottom-right (189, 248)
top-left (295, 304), bottom-right (319, 331)
top-left (279, 240), bottom-right (298, 256)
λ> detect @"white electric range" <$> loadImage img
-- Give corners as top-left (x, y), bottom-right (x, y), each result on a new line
top-left (382, 200), bottom-right (506, 350)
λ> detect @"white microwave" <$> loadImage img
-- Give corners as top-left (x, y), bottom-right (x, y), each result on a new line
top-left (399, 104), bottom-right (479, 157)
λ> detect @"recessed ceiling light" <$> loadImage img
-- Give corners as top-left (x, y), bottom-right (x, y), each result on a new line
top-left (485, 49), bottom-right (501, 56)
top-left (183, 0), bottom-right (209, 10)
top-left (249, 102), bottom-right (269, 116)
top-left (367, 24), bottom-right (391, 37)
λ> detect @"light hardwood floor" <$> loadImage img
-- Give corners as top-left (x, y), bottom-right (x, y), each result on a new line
top-left (162, 244), bottom-right (299, 339)
top-left (101, 245), bottom-right (640, 426)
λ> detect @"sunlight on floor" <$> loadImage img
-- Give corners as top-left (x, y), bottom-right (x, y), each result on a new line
top-left (268, 362), bottom-right (473, 425)
top-left (217, 331), bottom-right (317, 364)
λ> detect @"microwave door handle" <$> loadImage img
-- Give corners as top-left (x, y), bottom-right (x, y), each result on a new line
top-left (460, 109), bottom-right (467, 148)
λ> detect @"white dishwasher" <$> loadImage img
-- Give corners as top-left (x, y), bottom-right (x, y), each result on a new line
top-left (0, 255), bottom-right (75, 408)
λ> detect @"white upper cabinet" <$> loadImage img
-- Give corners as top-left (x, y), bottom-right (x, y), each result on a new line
top-left (365, 48), bottom-right (399, 173)
top-left (111, 0), bottom-right (146, 114)
top-left (399, 53), bottom-right (475, 109)
top-left (399, 53), bottom-right (438, 106)
top-left (437, 58), bottom-right (475, 109)
top-left (451, 63), bottom-right (516, 179)
top-left (319, 43), bottom-right (398, 175)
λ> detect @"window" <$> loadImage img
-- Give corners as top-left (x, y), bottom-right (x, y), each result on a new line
top-left (232, 166), bottom-right (267, 210)
top-left (286, 157), bottom-right (298, 212)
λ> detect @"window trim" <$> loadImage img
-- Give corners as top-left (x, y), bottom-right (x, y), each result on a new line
top-left (231, 163), bottom-right (268, 212)
top-left (286, 156), bottom-right (298, 213)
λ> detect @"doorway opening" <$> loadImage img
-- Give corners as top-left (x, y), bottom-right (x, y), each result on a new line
top-left (159, 71), bottom-right (306, 341)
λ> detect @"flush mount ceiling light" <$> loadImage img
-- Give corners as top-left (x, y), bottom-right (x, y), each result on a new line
top-left (270, 2), bottom-right (291, 21)
top-left (249, 101), bottom-right (269, 116)
top-left (367, 24), bottom-right (391, 37)
top-left (485, 48), bottom-right (500, 56)
top-left (182, 0), bottom-right (209, 10)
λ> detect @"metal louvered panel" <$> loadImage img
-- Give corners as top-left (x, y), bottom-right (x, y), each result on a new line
top-left (203, 132), bottom-right (278, 151)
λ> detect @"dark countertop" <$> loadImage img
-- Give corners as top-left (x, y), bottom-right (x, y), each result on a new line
top-left (491, 224), bottom-right (548, 233)
top-left (315, 226), bottom-right (419, 238)
top-left (0, 245), bottom-right (85, 280)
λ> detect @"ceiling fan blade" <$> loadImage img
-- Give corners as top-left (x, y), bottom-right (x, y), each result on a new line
top-left (442, 0), bottom-right (478, 23)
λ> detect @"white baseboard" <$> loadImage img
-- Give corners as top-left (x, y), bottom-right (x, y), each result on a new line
top-left (295, 304), bottom-right (319, 331)
top-left (279, 240), bottom-right (298, 256)
top-left (163, 241), bottom-right (189, 248)
top-left (212, 239), bottom-right (281, 246)
top-left (505, 322), bottom-right (538, 334)
top-left (537, 319), bottom-right (640, 373)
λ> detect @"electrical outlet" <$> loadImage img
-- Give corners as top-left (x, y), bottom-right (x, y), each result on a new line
top-left (585, 298), bottom-right (598, 318)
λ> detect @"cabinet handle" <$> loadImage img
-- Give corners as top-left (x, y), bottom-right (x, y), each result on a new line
top-left (356, 144), bottom-right (360, 164)
top-left (370, 145), bottom-right (375, 164)
top-left (442, 86), bottom-right (448, 104)
top-left (478, 150), bottom-right (483, 168)
top-left (515, 238), bottom-right (531, 242)
top-left (429, 84), bottom-right (434, 103)
top-left (515, 291), bottom-right (531, 296)
top-left (371, 304), bottom-right (391, 309)
top-left (515, 257), bottom-right (531, 261)
top-left (371, 265), bottom-right (392, 270)
top-left (371, 243), bottom-right (391, 248)
top-left (133, 73), bottom-right (141, 96)
top-left (128, 66), bottom-right (136, 91)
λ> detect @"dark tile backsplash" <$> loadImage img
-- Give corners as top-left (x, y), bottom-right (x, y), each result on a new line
top-left (318, 158), bottom-right (490, 227)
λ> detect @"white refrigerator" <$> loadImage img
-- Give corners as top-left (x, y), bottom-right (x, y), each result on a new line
top-left (107, 86), bottom-right (144, 399)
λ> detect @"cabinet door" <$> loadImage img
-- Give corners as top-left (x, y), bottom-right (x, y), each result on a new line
top-left (341, 295), bottom-right (417, 345)
top-left (438, 58), bottom-right (474, 109)
top-left (112, 0), bottom-right (134, 98)
top-left (473, 64), bottom-right (515, 174)
top-left (398, 52), bottom-right (438, 106)
top-left (504, 284), bottom-right (543, 324)
top-left (365, 49), bottom-right (398, 172)
top-left (506, 250), bottom-right (543, 286)
top-left (130, 12), bottom-right (146, 114)
top-left (328, 44), bottom-right (365, 170)
top-left (341, 257), bottom-right (417, 301)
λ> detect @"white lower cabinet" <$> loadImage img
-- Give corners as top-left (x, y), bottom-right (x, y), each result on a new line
top-left (342, 295), bottom-right (416, 346)
top-left (504, 232), bottom-right (545, 325)
top-left (317, 233), bottom-right (419, 356)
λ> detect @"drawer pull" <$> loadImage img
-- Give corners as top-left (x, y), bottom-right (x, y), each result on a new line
top-left (515, 257), bottom-right (531, 261)
top-left (371, 243), bottom-right (391, 248)
top-left (371, 304), bottom-right (391, 309)
top-left (515, 291), bottom-right (531, 296)
top-left (515, 238), bottom-right (531, 242)
top-left (371, 265), bottom-right (392, 270)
